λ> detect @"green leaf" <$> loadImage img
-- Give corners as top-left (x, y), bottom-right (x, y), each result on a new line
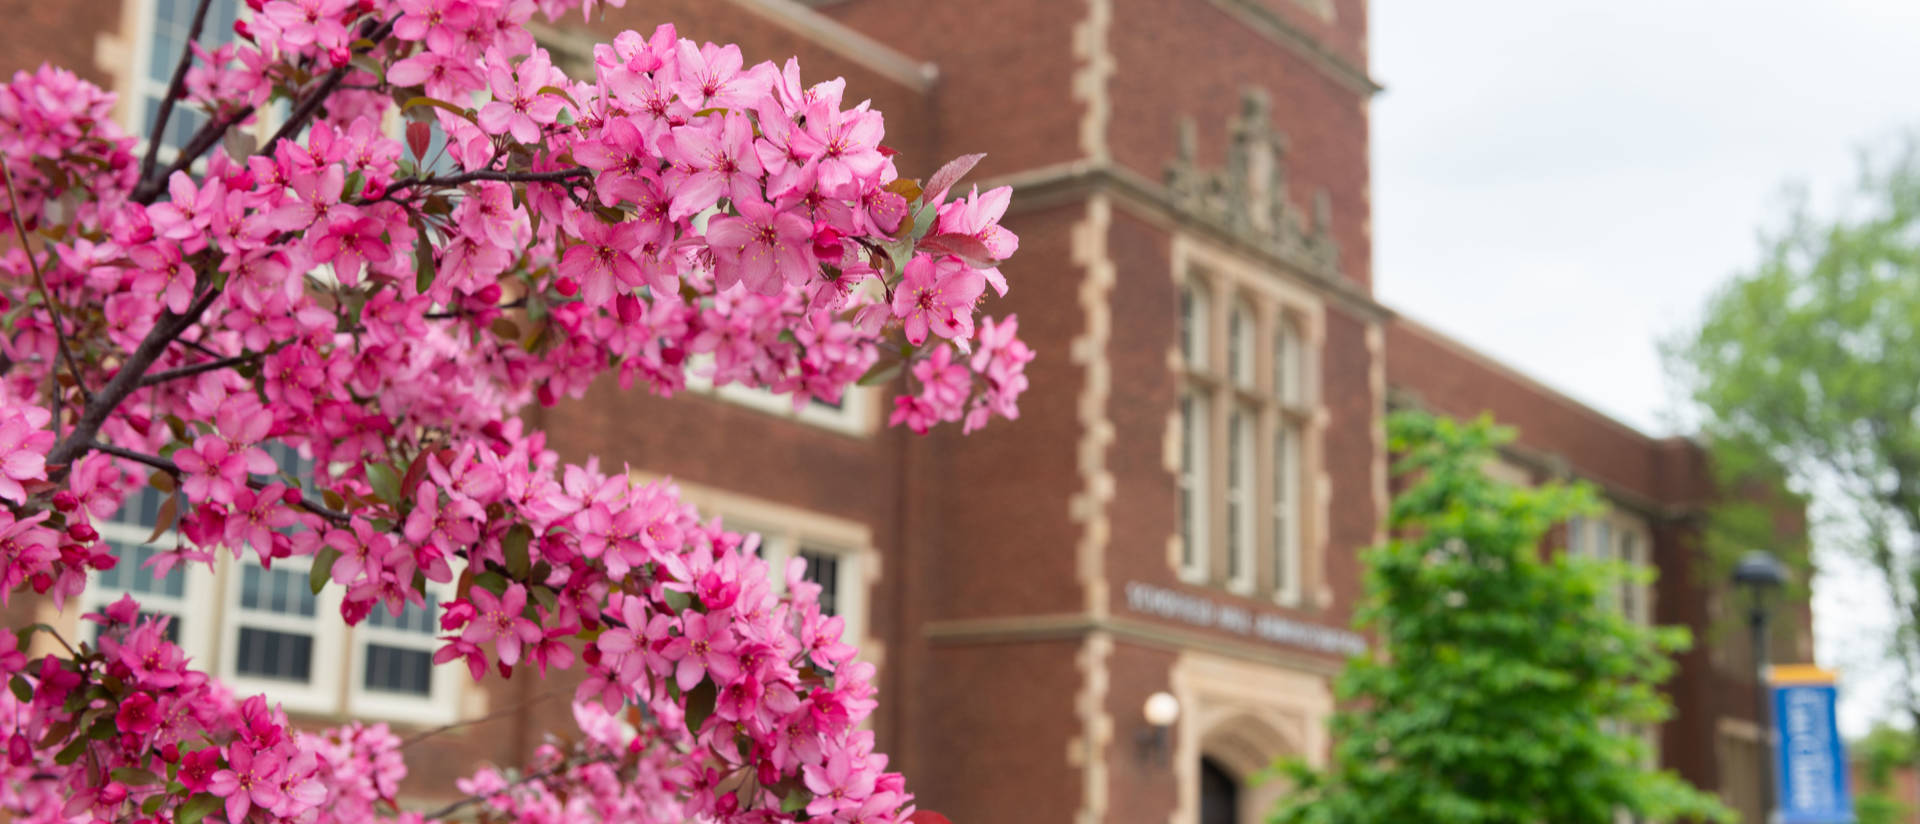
top-left (110, 767), bottom-right (161, 786)
top-left (414, 241), bottom-right (437, 294)
top-left (176, 793), bottom-right (221, 824)
top-left (474, 570), bottom-right (509, 596)
top-left (401, 96), bottom-right (479, 127)
top-left (529, 584), bottom-right (558, 613)
top-left (662, 588), bottom-right (691, 612)
top-left (7, 675), bottom-right (28, 703)
top-left (53, 738), bottom-right (85, 766)
top-left (365, 463), bottom-right (402, 505)
top-left (682, 680), bottom-right (718, 732)
top-left (536, 84), bottom-right (580, 109)
top-left (502, 524), bottom-right (533, 579)
top-left (856, 360), bottom-right (903, 387)
top-left (310, 546), bottom-right (341, 594)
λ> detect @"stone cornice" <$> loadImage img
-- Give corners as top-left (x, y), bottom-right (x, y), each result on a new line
top-left (1206, 0), bottom-right (1381, 96)
top-left (725, 0), bottom-right (940, 93)
top-left (979, 159), bottom-right (1392, 322)
top-left (922, 613), bottom-right (1348, 677)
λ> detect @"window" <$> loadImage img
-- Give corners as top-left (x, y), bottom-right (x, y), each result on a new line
top-left (1228, 301), bottom-right (1255, 389)
top-left (685, 358), bottom-right (878, 437)
top-left (731, 523), bottom-right (868, 657)
top-left (128, 0), bottom-right (244, 158)
top-left (1271, 425), bottom-right (1299, 603)
top-left (222, 555), bottom-right (343, 715)
top-left (82, 442), bottom-right (465, 723)
top-left (1565, 512), bottom-right (1652, 624)
top-left (1225, 408), bottom-right (1255, 592)
top-left (86, 485), bottom-right (208, 659)
top-left (1176, 268), bottom-right (1316, 603)
top-left (1178, 391), bottom-right (1211, 581)
top-left (653, 481), bottom-right (876, 664)
top-left (349, 585), bottom-right (461, 723)
top-left (1270, 312), bottom-right (1309, 604)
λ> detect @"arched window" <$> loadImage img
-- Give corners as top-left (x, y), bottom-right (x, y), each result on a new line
top-left (1200, 757), bottom-right (1241, 824)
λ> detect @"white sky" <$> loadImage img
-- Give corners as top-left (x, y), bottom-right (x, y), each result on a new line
top-left (1370, 0), bottom-right (1920, 737)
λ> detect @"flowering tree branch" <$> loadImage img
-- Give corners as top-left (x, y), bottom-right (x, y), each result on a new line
top-left (0, 3), bottom-right (1026, 822)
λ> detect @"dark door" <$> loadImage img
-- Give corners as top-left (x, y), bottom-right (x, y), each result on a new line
top-left (1201, 757), bottom-right (1240, 824)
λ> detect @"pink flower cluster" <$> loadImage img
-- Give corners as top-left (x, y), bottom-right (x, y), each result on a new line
top-left (0, 0), bottom-right (1028, 820)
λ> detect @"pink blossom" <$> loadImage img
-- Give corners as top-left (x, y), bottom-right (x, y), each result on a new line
top-left (660, 611), bottom-right (740, 693)
top-left (0, 405), bottom-right (52, 504)
top-left (891, 253), bottom-right (985, 345)
top-left (462, 584), bottom-right (543, 666)
top-left (706, 194), bottom-right (813, 294)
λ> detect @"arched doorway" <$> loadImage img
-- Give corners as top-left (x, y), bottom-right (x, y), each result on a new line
top-left (1200, 756), bottom-right (1241, 824)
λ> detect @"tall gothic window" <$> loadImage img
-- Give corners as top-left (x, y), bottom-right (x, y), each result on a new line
top-left (1176, 269), bottom-right (1314, 601)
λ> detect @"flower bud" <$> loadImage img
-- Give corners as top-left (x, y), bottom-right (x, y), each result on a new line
top-left (8, 732), bottom-right (29, 766)
top-left (50, 491), bottom-right (78, 512)
top-left (555, 277), bottom-right (579, 297)
top-left (66, 523), bottom-right (98, 543)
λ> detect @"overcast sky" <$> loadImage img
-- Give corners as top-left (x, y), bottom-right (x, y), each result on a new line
top-left (1370, 0), bottom-right (1920, 737)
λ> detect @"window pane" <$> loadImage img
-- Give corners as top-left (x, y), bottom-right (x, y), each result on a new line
top-left (1179, 392), bottom-right (1210, 572)
top-left (1275, 317), bottom-right (1302, 403)
top-left (1227, 409), bottom-right (1254, 584)
top-left (1273, 425), bottom-right (1296, 594)
top-left (1181, 281), bottom-right (1210, 371)
top-left (364, 644), bottom-right (434, 696)
top-left (235, 627), bottom-right (313, 682)
top-left (798, 548), bottom-right (840, 617)
top-left (367, 593), bottom-right (439, 634)
top-left (1229, 302), bottom-right (1254, 388)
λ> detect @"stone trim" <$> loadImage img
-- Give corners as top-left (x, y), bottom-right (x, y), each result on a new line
top-left (922, 613), bottom-right (1348, 678)
top-left (1070, 195), bottom-right (1118, 619)
top-left (1168, 649), bottom-right (1332, 824)
top-left (1165, 88), bottom-right (1341, 280)
top-left (725, 0), bottom-right (939, 93)
top-left (977, 159), bottom-right (1392, 322)
top-left (1070, 0), bottom-right (1116, 163)
top-left (1203, 0), bottom-right (1380, 96)
top-left (1069, 633), bottom-right (1115, 824)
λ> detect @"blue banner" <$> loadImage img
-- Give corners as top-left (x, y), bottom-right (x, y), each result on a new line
top-left (1771, 673), bottom-right (1853, 824)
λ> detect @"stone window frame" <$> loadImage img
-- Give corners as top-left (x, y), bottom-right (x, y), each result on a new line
top-left (640, 476), bottom-right (884, 672)
top-left (1169, 236), bottom-right (1326, 608)
top-left (1566, 507), bottom-right (1655, 626)
top-left (79, 448), bottom-right (470, 725)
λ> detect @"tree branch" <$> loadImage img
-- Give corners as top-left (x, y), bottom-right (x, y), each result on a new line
top-left (137, 353), bottom-right (257, 389)
top-left (84, 440), bottom-right (352, 525)
top-left (424, 754), bottom-right (617, 821)
top-left (138, 0), bottom-right (217, 188)
top-left (2, 164), bottom-right (92, 412)
top-left (45, 286), bottom-right (221, 467)
top-left (132, 14), bottom-right (399, 205)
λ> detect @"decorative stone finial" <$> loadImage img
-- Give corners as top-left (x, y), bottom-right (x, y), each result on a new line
top-left (1162, 87), bottom-right (1339, 277)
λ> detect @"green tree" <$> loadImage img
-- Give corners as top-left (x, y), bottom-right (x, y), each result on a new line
top-left (1268, 411), bottom-right (1729, 824)
top-left (1853, 724), bottom-right (1914, 824)
top-left (1665, 139), bottom-right (1920, 736)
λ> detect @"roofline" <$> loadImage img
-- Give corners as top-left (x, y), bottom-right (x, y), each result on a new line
top-left (1387, 309), bottom-right (1677, 447)
top-left (726, 0), bottom-right (939, 94)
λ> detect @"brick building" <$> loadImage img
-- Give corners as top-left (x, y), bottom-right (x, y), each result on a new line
top-left (1, 0), bottom-right (1810, 821)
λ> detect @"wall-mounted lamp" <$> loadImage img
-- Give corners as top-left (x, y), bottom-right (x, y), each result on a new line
top-left (1138, 691), bottom-right (1181, 764)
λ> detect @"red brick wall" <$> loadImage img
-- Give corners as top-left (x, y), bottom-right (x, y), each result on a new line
top-left (0, 0), bottom-right (123, 86)
top-left (812, 0), bottom-right (1088, 183)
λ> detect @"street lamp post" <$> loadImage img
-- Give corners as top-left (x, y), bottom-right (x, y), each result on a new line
top-left (1733, 549), bottom-right (1789, 824)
